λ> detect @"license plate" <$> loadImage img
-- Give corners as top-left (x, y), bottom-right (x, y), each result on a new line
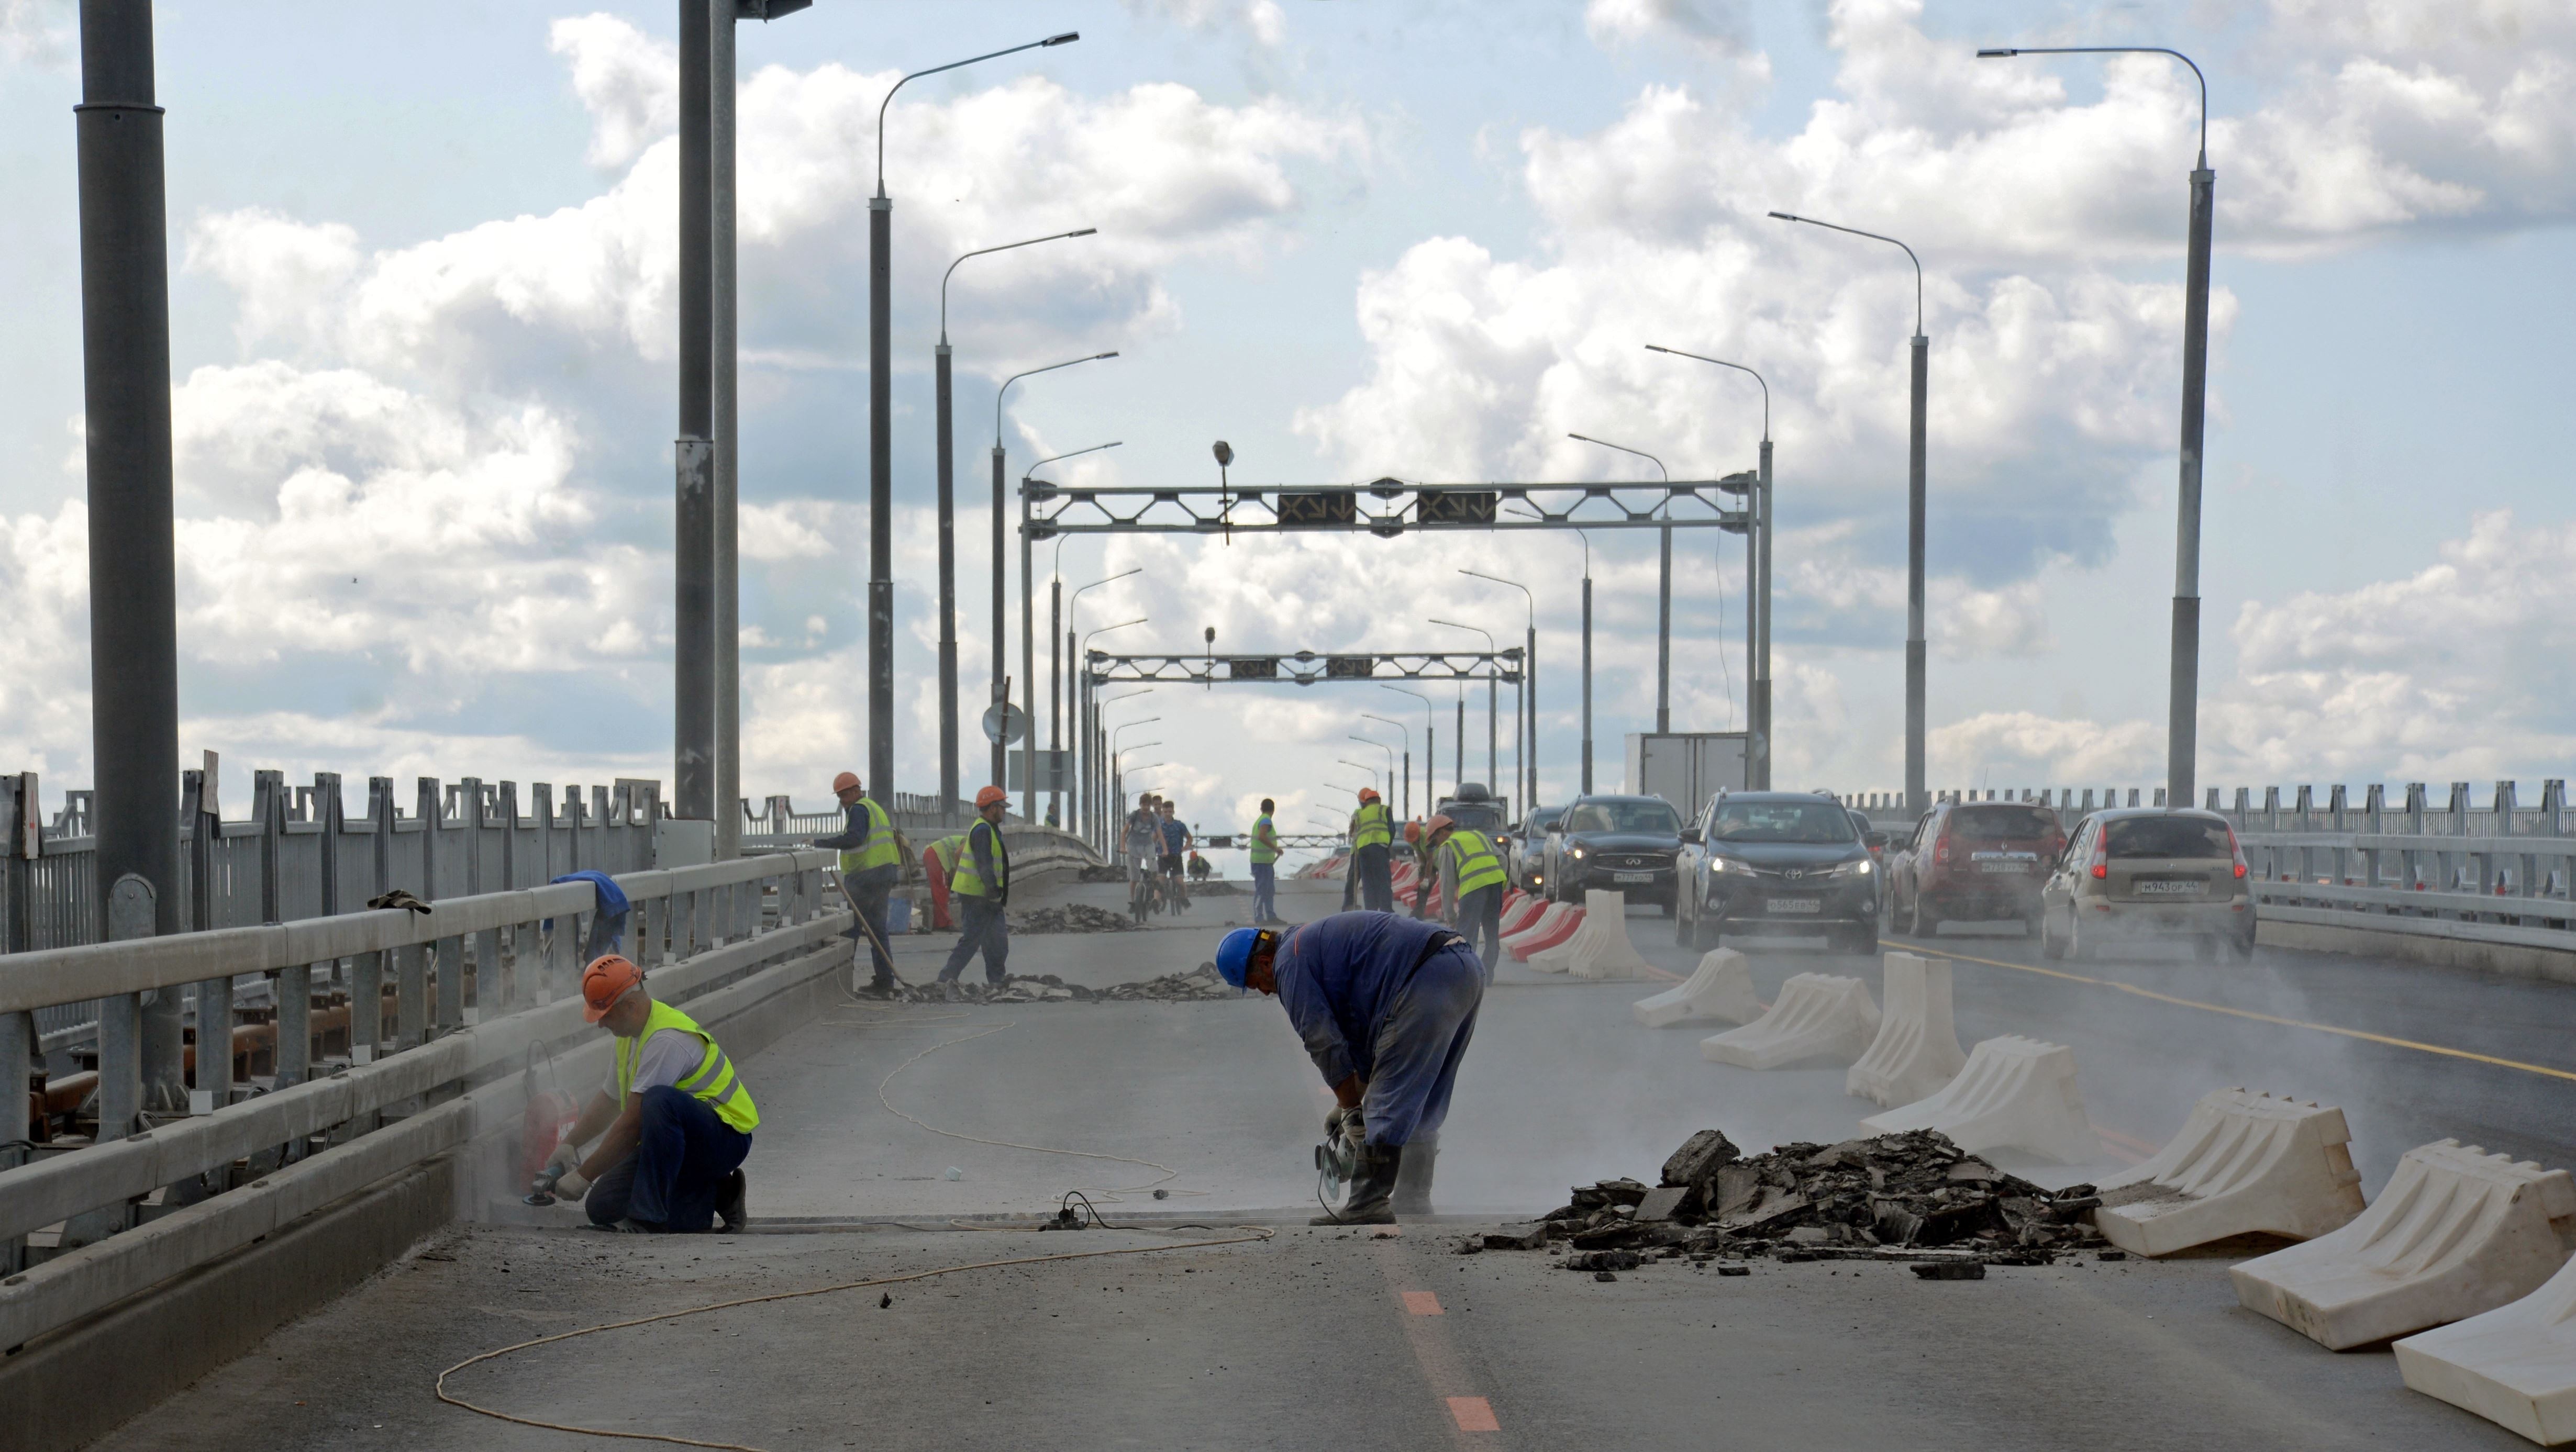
top-left (1978, 862), bottom-right (2026, 874)
top-left (2133, 879), bottom-right (2207, 897)
top-left (1614, 871), bottom-right (1653, 884)
top-left (1764, 898), bottom-right (1822, 914)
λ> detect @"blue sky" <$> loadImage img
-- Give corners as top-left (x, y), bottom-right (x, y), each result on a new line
top-left (3, 0), bottom-right (2572, 828)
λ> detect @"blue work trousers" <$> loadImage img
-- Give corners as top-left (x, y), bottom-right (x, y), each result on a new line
top-left (1359, 941), bottom-right (1484, 1149)
top-left (587, 1086), bottom-right (751, 1233)
top-left (1250, 862), bottom-right (1278, 922)
top-left (1454, 885), bottom-right (1504, 973)
top-left (1356, 844), bottom-right (1394, 914)
top-left (939, 895), bottom-right (1011, 983)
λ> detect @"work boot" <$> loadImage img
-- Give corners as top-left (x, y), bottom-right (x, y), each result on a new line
top-left (717, 1170), bottom-right (748, 1234)
top-left (1391, 1143), bottom-right (1437, 1218)
top-left (1310, 1143), bottom-right (1402, 1226)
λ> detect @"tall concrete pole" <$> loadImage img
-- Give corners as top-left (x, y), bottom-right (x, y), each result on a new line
top-left (674, 0), bottom-right (716, 828)
top-left (1019, 499), bottom-right (1035, 821)
top-left (1049, 578), bottom-right (1062, 824)
top-left (1756, 436), bottom-right (1774, 788)
top-left (1525, 622), bottom-right (1537, 810)
top-left (867, 186), bottom-right (893, 801)
top-left (1905, 333), bottom-right (1926, 814)
top-left (1656, 525), bottom-right (1672, 732)
top-left (1581, 573), bottom-right (1594, 794)
top-left (710, 3), bottom-right (739, 856)
top-left (935, 342), bottom-right (959, 822)
top-left (991, 444), bottom-right (1006, 793)
top-left (2170, 164), bottom-right (2214, 811)
top-left (77, 0), bottom-right (185, 1108)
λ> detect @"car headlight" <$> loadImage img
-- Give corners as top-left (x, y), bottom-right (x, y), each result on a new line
top-left (1711, 856), bottom-right (1752, 877)
top-left (1568, 846), bottom-right (1586, 860)
top-left (1829, 858), bottom-right (1872, 878)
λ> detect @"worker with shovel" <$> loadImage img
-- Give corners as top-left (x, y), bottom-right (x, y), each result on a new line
top-left (1214, 912), bottom-right (1483, 1222)
top-left (814, 770), bottom-right (901, 996)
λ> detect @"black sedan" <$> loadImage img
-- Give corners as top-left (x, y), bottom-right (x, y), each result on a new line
top-left (1675, 792), bottom-right (1880, 954)
top-left (1541, 795), bottom-right (1685, 911)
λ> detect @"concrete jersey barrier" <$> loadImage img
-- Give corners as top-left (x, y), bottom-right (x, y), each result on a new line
top-left (1509, 904), bottom-right (1583, 969)
top-left (1845, 951), bottom-right (1968, 1108)
top-left (2093, 1090), bottom-right (2367, 1257)
top-left (1861, 1035), bottom-right (2100, 1164)
top-left (1568, 890), bottom-right (1656, 980)
top-left (2233, 1138), bottom-right (2576, 1350)
top-left (1633, 948), bottom-right (1759, 1028)
top-left (1700, 973), bottom-right (1880, 1069)
top-left (2397, 1252), bottom-right (2576, 1445)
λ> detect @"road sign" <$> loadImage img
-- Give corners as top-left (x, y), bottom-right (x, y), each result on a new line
top-left (981, 702), bottom-right (1029, 745)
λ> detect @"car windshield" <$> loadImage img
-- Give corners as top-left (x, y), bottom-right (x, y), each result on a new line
top-left (2104, 817), bottom-right (2234, 860)
top-left (1523, 809), bottom-right (1564, 839)
top-left (1441, 803), bottom-right (1503, 831)
top-left (1950, 806), bottom-right (2059, 842)
top-left (1708, 801), bottom-right (1856, 844)
top-left (1566, 801), bottom-right (1680, 834)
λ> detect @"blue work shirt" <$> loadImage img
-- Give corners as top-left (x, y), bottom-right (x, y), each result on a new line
top-left (1160, 817), bottom-right (1191, 854)
top-left (1273, 911), bottom-right (1457, 1089)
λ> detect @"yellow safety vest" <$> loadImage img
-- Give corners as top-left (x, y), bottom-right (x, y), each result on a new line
top-left (838, 797), bottom-right (899, 876)
top-left (1249, 815), bottom-right (1281, 865)
top-left (1352, 801), bottom-right (1393, 850)
top-left (616, 999), bottom-right (758, 1134)
top-left (951, 820), bottom-right (1008, 898)
top-left (929, 833), bottom-right (967, 877)
top-left (1445, 829), bottom-right (1507, 896)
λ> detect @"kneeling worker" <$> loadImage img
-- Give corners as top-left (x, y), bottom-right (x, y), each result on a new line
top-left (541, 954), bottom-right (756, 1233)
top-left (1426, 813), bottom-right (1508, 970)
top-left (1214, 912), bottom-right (1484, 1222)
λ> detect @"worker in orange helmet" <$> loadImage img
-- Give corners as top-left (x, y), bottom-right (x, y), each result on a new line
top-left (935, 786), bottom-right (1014, 999)
top-left (1347, 786), bottom-right (1395, 913)
top-left (539, 954), bottom-right (755, 1233)
top-left (812, 770), bottom-right (901, 996)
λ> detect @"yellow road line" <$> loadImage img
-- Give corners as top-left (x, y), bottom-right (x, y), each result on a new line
top-left (1893, 937), bottom-right (2576, 1085)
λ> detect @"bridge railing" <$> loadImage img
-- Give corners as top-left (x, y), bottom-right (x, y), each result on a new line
top-left (0, 848), bottom-right (845, 1350)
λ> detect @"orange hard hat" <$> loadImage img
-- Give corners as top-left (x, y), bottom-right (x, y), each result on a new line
top-left (1403, 820), bottom-right (1423, 844)
top-left (831, 770), bottom-right (860, 795)
top-left (1358, 787), bottom-right (1380, 802)
top-left (1426, 813), bottom-right (1456, 837)
top-left (975, 785), bottom-right (1008, 809)
top-left (581, 954), bottom-right (644, 1023)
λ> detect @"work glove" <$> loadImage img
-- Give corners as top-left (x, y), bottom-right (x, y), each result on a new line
top-left (553, 1167), bottom-right (591, 1201)
top-left (543, 1141), bottom-right (581, 1177)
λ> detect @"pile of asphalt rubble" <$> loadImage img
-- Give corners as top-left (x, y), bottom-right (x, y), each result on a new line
top-left (1459, 1128), bottom-right (2113, 1282)
top-left (889, 963), bottom-right (1240, 1004)
top-left (1074, 864), bottom-right (1130, 883)
top-left (1010, 903), bottom-right (1142, 934)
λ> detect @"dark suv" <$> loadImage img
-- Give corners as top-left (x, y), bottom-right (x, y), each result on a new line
top-left (1884, 800), bottom-right (2068, 935)
top-left (1509, 806), bottom-right (1566, 892)
top-left (1675, 792), bottom-right (1880, 953)
top-left (1542, 795), bottom-right (1684, 910)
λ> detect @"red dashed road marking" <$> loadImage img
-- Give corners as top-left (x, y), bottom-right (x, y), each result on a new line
top-left (1402, 1290), bottom-right (1444, 1315)
top-left (1447, 1397), bottom-right (1501, 1432)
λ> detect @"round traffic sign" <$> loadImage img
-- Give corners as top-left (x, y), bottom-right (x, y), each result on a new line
top-left (981, 702), bottom-right (1029, 745)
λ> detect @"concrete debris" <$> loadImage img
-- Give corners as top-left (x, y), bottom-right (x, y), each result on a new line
top-left (1074, 865), bottom-right (1129, 883)
top-left (887, 964), bottom-right (1240, 1005)
top-left (1483, 1227), bottom-right (1550, 1251)
top-left (1911, 1261), bottom-right (1986, 1280)
top-left (1010, 903), bottom-right (1143, 933)
top-left (1564, 1250), bottom-right (1643, 1272)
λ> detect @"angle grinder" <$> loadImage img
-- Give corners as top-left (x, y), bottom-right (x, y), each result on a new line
top-left (524, 1166), bottom-right (567, 1208)
top-left (1313, 1124), bottom-right (1361, 1198)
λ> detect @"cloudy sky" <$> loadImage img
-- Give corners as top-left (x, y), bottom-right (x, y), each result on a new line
top-left (3, 0), bottom-right (2572, 833)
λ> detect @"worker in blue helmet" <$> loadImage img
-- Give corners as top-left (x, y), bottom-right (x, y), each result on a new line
top-left (1215, 911), bottom-right (1484, 1222)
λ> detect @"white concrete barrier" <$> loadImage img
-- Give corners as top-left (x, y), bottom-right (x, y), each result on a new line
top-left (1526, 913), bottom-right (1586, 972)
top-left (2233, 1139), bottom-right (2576, 1351)
top-left (1500, 893), bottom-right (1544, 935)
top-left (1569, 890), bottom-right (1657, 980)
top-left (2093, 1090), bottom-right (2367, 1257)
top-left (1700, 973), bottom-right (1880, 1069)
top-left (1503, 902), bottom-right (1578, 964)
top-left (1633, 948), bottom-right (1759, 1028)
top-left (2397, 1253), bottom-right (2576, 1445)
top-left (1861, 1035), bottom-right (2099, 1164)
top-left (1845, 952), bottom-right (1967, 1108)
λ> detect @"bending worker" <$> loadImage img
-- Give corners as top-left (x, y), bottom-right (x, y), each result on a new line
top-left (937, 785), bottom-right (1012, 996)
top-left (813, 770), bottom-right (900, 996)
top-left (541, 954), bottom-right (754, 1233)
top-left (1214, 912), bottom-right (1484, 1222)
top-left (1348, 787), bottom-right (1394, 913)
top-left (1247, 798), bottom-right (1283, 925)
top-left (1425, 813), bottom-right (1509, 970)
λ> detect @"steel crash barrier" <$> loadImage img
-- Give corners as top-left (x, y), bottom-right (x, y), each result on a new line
top-left (0, 848), bottom-right (848, 1356)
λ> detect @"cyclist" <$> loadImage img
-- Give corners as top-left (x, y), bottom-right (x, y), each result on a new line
top-left (1157, 799), bottom-right (1194, 912)
top-left (1125, 795), bottom-right (1165, 920)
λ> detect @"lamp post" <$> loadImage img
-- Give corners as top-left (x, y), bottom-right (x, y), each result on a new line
top-left (1766, 211), bottom-right (1924, 813)
top-left (1567, 433), bottom-right (1674, 733)
top-left (1460, 569), bottom-right (1535, 813)
top-left (1429, 619), bottom-right (1498, 790)
top-left (1348, 736), bottom-right (1395, 808)
top-left (870, 32), bottom-right (1079, 810)
top-left (994, 353), bottom-right (1117, 817)
top-left (1025, 445), bottom-right (1121, 829)
top-left (1644, 346), bottom-right (1771, 787)
top-left (1979, 43), bottom-right (2212, 810)
top-left (1507, 509), bottom-right (1592, 794)
top-left (1097, 690), bottom-right (1152, 847)
top-left (936, 228), bottom-right (1096, 825)
top-left (1360, 712), bottom-right (1412, 820)
top-left (1113, 738), bottom-right (1161, 823)
top-left (1066, 573), bottom-right (1138, 837)
top-left (1381, 685), bottom-right (1437, 808)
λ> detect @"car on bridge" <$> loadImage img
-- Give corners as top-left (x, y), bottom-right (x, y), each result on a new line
top-left (1675, 791), bottom-right (1880, 953)
top-left (1542, 794), bottom-right (1685, 910)
top-left (1507, 805), bottom-right (1565, 892)
top-left (2039, 807), bottom-right (2256, 962)
top-left (1883, 799), bottom-right (2066, 936)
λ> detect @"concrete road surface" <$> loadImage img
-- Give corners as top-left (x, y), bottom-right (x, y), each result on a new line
top-left (92, 871), bottom-right (2572, 1450)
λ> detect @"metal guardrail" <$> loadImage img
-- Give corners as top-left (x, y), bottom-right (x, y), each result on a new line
top-left (0, 848), bottom-right (845, 1349)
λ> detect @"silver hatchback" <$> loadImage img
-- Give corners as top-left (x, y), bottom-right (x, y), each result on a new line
top-left (2038, 808), bottom-right (2256, 963)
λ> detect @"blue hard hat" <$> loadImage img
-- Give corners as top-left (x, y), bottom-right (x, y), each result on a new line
top-left (1215, 926), bottom-right (1276, 988)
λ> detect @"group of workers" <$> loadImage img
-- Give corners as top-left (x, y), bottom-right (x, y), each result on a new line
top-left (1336, 789), bottom-right (1509, 971)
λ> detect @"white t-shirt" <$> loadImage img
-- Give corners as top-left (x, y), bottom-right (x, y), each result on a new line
top-left (604, 1026), bottom-right (703, 1099)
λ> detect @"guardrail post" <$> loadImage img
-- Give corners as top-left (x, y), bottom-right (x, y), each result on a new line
top-left (396, 941), bottom-right (428, 1049)
top-left (1, 1009), bottom-right (26, 1271)
top-left (352, 948), bottom-right (384, 1063)
top-left (2327, 785), bottom-right (2349, 886)
top-left (68, 874), bottom-right (157, 1246)
top-left (2492, 780), bottom-right (2518, 897)
top-left (436, 933), bottom-right (465, 1031)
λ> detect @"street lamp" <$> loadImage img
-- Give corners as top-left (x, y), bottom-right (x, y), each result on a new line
top-left (1381, 685), bottom-right (1439, 805)
top-left (1064, 572), bottom-right (1137, 837)
top-left (935, 228), bottom-right (1096, 822)
top-left (1359, 712), bottom-right (1411, 820)
top-left (1027, 445), bottom-right (1122, 829)
top-left (1566, 433), bottom-right (1675, 733)
top-left (1348, 736), bottom-right (1395, 807)
top-left (868, 30), bottom-right (1080, 809)
top-left (1980, 42), bottom-right (2212, 810)
top-left (994, 352), bottom-right (1118, 816)
top-left (1428, 618), bottom-right (1499, 790)
top-left (1766, 210), bottom-right (1926, 813)
top-left (1644, 345), bottom-right (1771, 787)
top-left (1082, 627), bottom-right (1147, 844)
top-left (1506, 508), bottom-right (1594, 793)
top-left (1460, 569), bottom-right (1536, 814)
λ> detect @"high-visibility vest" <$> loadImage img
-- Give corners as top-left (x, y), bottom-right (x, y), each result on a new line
top-left (1444, 829), bottom-right (1507, 897)
top-left (1352, 801), bottom-right (1393, 850)
top-left (951, 820), bottom-right (1009, 898)
top-left (929, 834), bottom-right (967, 877)
top-left (1249, 815), bottom-right (1281, 865)
top-left (838, 797), bottom-right (899, 876)
top-left (615, 999), bottom-right (758, 1133)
